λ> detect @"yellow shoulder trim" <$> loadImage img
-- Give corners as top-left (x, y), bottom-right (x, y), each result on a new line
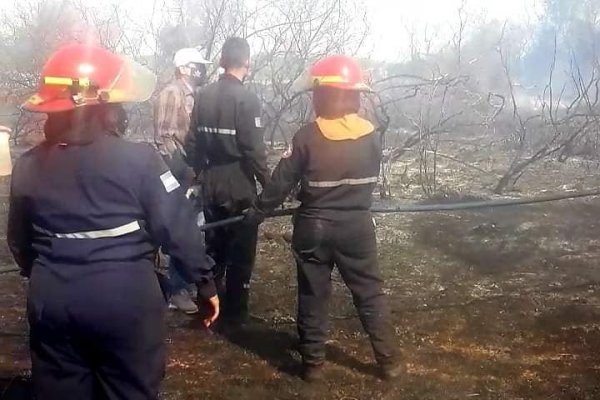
top-left (316, 114), bottom-right (375, 141)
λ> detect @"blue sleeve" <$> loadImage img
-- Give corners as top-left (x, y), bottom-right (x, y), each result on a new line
top-left (139, 150), bottom-right (216, 299)
top-left (7, 159), bottom-right (35, 277)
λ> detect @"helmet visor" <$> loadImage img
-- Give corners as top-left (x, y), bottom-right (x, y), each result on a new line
top-left (103, 56), bottom-right (157, 104)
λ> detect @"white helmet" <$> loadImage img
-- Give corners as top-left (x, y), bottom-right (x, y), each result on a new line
top-left (173, 48), bottom-right (211, 67)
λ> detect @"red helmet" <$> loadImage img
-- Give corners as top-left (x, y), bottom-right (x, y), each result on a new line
top-left (295, 55), bottom-right (371, 92)
top-left (23, 43), bottom-right (157, 113)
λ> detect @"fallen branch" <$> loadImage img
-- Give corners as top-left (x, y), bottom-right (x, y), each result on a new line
top-left (425, 150), bottom-right (499, 177)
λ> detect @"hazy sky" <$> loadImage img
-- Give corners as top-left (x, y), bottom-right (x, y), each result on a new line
top-left (368, 0), bottom-right (543, 60)
top-left (0, 0), bottom-right (544, 61)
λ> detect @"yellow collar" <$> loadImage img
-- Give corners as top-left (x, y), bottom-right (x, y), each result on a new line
top-left (316, 114), bottom-right (375, 141)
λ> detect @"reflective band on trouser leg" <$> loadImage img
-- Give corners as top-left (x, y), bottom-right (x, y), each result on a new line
top-left (197, 126), bottom-right (237, 136)
top-left (307, 176), bottom-right (378, 188)
top-left (33, 221), bottom-right (141, 239)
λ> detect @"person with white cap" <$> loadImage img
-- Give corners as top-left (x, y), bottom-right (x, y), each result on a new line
top-left (154, 47), bottom-right (212, 163)
top-left (153, 47), bottom-right (212, 314)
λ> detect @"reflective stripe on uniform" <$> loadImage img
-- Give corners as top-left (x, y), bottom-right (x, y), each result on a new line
top-left (33, 221), bottom-right (141, 239)
top-left (307, 176), bottom-right (378, 188)
top-left (198, 126), bottom-right (237, 136)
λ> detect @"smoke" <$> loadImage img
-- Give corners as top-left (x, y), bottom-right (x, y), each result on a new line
top-left (520, 0), bottom-right (600, 99)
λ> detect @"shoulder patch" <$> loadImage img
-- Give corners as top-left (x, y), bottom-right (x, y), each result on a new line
top-left (160, 171), bottom-right (180, 193)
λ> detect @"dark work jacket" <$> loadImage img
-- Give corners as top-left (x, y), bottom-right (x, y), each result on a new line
top-left (184, 74), bottom-right (269, 211)
top-left (258, 116), bottom-right (381, 219)
top-left (7, 128), bottom-right (216, 298)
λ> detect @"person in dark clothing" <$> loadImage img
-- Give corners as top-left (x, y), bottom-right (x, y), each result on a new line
top-left (185, 37), bottom-right (269, 325)
top-left (9, 43), bottom-right (219, 400)
top-left (246, 55), bottom-right (402, 382)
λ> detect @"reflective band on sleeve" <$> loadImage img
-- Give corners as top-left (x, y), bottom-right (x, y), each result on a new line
top-left (160, 171), bottom-right (180, 193)
top-left (307, 176), bottom-right (379, 188)
top-left (198, 126), bottom-right (237, 136)
top-left (197, 212), bottom-right (205, 227)
top-left (33, 221), bottom-right (141, 239)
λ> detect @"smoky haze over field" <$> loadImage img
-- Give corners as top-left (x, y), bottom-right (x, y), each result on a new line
top-left (1, 0), bottom-right (600, 194)
top-left (2, 2), bottom-right (600, 399)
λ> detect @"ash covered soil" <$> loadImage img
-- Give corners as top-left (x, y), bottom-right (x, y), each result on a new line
top-left (1, 144), bottom-right (600, 399)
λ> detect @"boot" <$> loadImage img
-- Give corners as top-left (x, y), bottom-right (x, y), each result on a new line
top-left (301, 363), bottom-right (324, 383)
top-left (379, 362), bottom-right (404, 381)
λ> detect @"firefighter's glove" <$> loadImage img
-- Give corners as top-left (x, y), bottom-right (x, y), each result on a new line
top-left (243, 206), bottom-right (266, 226)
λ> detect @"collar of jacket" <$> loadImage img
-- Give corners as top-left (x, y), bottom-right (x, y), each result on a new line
top-left (220, 73), bottom-right (243, 85)
top-left (316, 114), bottom-right (375, 141)
top-left (44, 117), bottom-right (106, 146)
top-left (175, 78), bottom-right (194, 96)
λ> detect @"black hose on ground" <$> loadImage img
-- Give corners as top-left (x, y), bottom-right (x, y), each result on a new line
top-left (204, 188), bottom-right (600, 229)
top-left (370, 189), bottom-right (600, 213)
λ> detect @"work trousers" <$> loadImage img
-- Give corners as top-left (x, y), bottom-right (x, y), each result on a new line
top-left (204, 204), bottom-right (258, 319)
top-left (27, 263), bottom-right (166, 400)
top-left (292, 211), bottom-right (398, 366)
top-left (168, 211), bottom-right (205, 296)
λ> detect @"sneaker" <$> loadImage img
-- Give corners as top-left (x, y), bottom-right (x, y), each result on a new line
top-left (379, 363), bottom-right (404, 381)
top-left (301, 363), bottom-right (324, 383)
top-left (169, 289), bottom-right (199, 314)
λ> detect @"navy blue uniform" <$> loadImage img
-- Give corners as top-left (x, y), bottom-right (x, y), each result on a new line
top-left (7, 129), bottom-right (215, 399)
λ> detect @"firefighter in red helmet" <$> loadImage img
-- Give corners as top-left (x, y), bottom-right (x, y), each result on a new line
top-left (8, 43), bottom-right (218, 399)
top-left (246, 55), bottom-right (402, 381)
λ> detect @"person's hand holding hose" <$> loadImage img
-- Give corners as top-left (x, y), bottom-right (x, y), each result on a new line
top-left (243, 205), bottom-right (266, 225)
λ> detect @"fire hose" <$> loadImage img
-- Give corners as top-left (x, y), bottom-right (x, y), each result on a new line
top-left (1, 188), bottom-right (600, 276)
top-left (0, 188), bottom-right (599, 340)
top-left (204, 188), bottom-right (600, 228)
